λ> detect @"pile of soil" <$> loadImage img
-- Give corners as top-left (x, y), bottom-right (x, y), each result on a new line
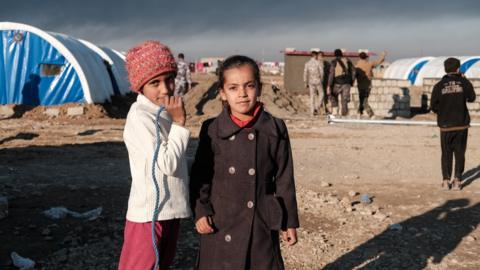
top-left (184, 73), bottom-right (309, 126)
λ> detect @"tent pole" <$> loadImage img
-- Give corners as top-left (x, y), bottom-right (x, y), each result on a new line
top-left (327, 115), bottom-right (480, 127)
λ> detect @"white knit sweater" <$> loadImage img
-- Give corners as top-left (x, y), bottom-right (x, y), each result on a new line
top-left (123, 94), bottom-right (191, 222)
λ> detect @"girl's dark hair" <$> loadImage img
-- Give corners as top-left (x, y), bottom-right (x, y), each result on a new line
top-left (218, 55), bottom-right (262, 89)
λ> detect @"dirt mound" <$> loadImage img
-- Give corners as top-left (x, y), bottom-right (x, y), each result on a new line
top-left (184, 73), bottom-right (309, 125)
top-left (2, 94), bottom-right (137, 121)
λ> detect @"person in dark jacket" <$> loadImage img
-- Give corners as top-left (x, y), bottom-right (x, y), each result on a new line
top-left (327, 49), bottom-right (356, 116)
top-left (190, 55), bottom-right (299, 270)
top-left (430, 57), bottom-right (476, 190)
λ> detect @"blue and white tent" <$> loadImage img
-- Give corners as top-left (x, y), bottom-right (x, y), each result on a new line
top-left (0, 22), bottom-right (129, 105)
top-left (384, 56), bottom-right (480, 86)
top-left (383, 57), bottom-right (434, 85)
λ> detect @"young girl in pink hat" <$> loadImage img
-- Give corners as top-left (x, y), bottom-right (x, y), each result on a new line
top-left (118, 40), bottom-right (191, 270)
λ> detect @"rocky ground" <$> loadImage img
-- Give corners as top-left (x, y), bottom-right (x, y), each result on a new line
top-left (1, 73), bottom-right (480, 269)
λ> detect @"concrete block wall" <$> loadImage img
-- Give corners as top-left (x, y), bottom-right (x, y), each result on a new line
top-left (348, 79), bottom-right (411, 118)
top-left (423, 78), bottom-right (480, 115)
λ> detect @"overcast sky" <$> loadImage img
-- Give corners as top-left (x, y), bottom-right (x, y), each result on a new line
top-left (2, 0), bottom-right (479, 62)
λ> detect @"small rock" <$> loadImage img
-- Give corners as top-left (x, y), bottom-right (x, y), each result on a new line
top-left (348, 190), bottom-right (357, 197)
top-left (31, 191), bottom-right (42, 196)
top-left (320, 181), bottom-right (331, 188)
top-left (44, 236), bottom-right (54, 241)
top-left (340, 197), bottom-right (351, 207)
top-left (0, 196), bottom-right (8, 220)
top-left (346, 207), bottom-right (353, 212)
top-left (466, 235), bottom-right (476, 242)
top-left (28, 224), bottom-right (37, 229)
top-left (374, 212), bottom-right (387, 221)
top-left (41, 228), bottom-right (51, 236)
top-left (344, 174), bottom-right (360, 180)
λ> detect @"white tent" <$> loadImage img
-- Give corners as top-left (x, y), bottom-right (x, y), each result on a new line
top-left (383, 57), bottom-right (434, 85)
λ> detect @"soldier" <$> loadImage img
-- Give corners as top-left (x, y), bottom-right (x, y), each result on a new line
top-left (327, 49), bottom-right (355, 116)
top-left (355, 51), bottom-right (386, 117)
top-left (303, 49), bottom-right (324, 116)
top-left (175, 53), bottom-right (192, 96)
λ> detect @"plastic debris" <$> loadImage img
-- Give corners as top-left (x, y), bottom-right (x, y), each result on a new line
top-left (43, 206), bottom-right (102, 221)
top-left (360, 194), bottom-right (372, 204)
top-left (11, 252), bottom-right (35, 270)
top-left (389, 223), bottom-right (403, 231)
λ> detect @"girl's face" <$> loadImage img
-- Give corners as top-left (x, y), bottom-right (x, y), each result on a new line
top-left (141, 72), bottom-right (176, 106)
top-left (220, 65), bottom-right (261, 120)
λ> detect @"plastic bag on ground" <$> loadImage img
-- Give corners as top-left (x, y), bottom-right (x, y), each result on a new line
top-left (11, 252), bottom-right (35, 270)
top-left (43, 206), bottom-right (102, 221)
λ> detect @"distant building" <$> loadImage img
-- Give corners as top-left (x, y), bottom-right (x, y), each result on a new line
top-left (196, 57), bottom-right (225, 74)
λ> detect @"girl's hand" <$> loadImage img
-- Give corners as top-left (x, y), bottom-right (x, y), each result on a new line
top-left (281, 228), bottom-right (298, 246)
top-left (164, 96), bottom-right (186, 126)
top-left (195, 216), bottom-right (214, 234)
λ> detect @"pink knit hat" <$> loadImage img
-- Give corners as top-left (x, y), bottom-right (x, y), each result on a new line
top-left (125, 40), bottom-right (177, 92)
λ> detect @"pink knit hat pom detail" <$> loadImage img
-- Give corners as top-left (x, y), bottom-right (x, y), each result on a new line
top-left (125, 40), bottom-right (177, 93)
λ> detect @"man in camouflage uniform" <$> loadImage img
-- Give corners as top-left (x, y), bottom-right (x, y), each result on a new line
top-left (303, 49), bottom-right (324, 116)
top-left (175, 53), bottom-right (192, 96)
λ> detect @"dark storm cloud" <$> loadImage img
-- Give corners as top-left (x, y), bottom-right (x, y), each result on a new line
top-left (2, 0), bottom-right (480, 60)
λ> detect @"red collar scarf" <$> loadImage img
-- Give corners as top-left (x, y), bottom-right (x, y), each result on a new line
top-left (230, 102), bottom-right (263, 128)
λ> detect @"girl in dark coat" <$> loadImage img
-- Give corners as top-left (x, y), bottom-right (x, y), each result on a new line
top-left (190, 55), bottom-right (299, 270)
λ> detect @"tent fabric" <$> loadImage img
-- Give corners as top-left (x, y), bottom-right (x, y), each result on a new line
top-left (0, 22), bottom-right (126, 105)
top-left (415, 56), bottom-right (480, 86)
top-left (100, 47), bottom-right (130, 95)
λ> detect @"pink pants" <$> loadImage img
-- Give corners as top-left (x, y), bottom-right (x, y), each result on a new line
top-left (118, 219), bottom-right (180, 270)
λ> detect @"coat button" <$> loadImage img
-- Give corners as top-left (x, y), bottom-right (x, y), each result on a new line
top-left (225, 234), bottom-right (232, 242)
top-left (248, 133), bottom-right (255, 140)
top-left (228, 166), bottom-right (236, 174)
top-left (229, 135), bottom-right (235, 141)
top-left (248, 168), bottom-right (256, 176)
top-left (247, 201), bottom-right (254, 208)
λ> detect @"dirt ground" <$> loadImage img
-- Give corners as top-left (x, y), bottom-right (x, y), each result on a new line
top-left (1, 73), bottom-right (479, 270)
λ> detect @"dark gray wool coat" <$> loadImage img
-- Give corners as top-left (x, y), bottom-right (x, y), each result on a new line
top-left (190, 107), bottom-right (300, 270)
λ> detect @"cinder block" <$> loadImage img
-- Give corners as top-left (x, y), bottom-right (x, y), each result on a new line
top-left (67, 106), bottom-right (84, 117)
top-left (0, 106), bottom-right (14, 119)
top-left (44, 108), bottom-right (60, 117)
top-left (399, 80), bottom-right (411, 87)
top-left (467, 103), bottom-right (480, 110)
